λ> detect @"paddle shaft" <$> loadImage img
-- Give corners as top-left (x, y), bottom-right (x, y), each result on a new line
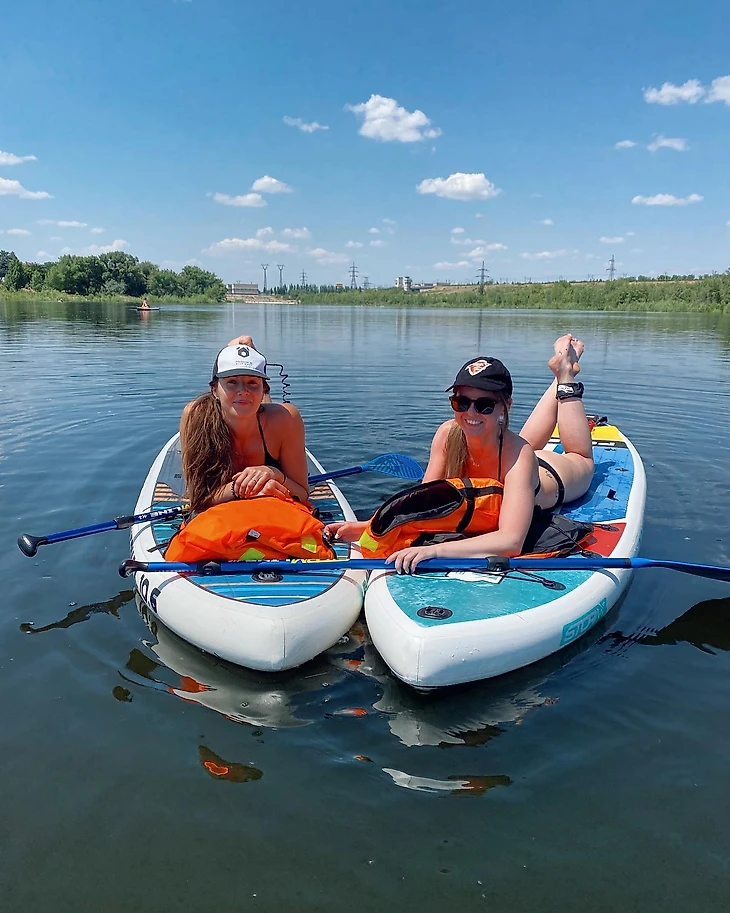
top-left (119, 555), bottom-right (730, 581)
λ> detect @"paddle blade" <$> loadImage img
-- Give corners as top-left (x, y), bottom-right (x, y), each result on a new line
top-left (363, 452), bottom-right (423, 481)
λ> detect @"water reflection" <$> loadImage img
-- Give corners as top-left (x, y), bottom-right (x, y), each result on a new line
top-left (20, 589), bottom-right (135, 634)
top-left (198, 745), bottom-right (263, 783)
top-left (602, 595), bottom-right (730, 655)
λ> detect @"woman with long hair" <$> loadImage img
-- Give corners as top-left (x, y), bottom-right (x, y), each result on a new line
top-left (180, 336), bottom-right (308, 513)
top-left (325, 334), bottom-right (594, 572)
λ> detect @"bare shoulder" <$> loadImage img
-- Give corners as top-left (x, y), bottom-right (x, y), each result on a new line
top-left (432, 419), bottom-right (455, 446)
top-left (504, 430), bottom-right (536, 469)
top-left (262, 402), bottom-right (302, 427)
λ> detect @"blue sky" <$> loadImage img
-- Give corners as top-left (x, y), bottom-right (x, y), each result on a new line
top-left (2, 0), bottom-right (729, 285)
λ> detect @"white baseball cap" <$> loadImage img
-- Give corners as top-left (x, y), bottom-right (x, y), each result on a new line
top-left (211, 344), bottom-right (269, 381)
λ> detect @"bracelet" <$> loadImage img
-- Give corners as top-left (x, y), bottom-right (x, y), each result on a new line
top-left (231, 480), bottom-right (240, 500)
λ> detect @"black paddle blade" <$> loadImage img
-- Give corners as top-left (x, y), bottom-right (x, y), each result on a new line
top-left (18, 534), bottom-right (47, 557)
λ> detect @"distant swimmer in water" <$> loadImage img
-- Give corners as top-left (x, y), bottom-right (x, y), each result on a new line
top-left (140, 297), bottom-right (150, 310)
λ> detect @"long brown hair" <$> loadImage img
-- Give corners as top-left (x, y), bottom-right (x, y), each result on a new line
top-left (182, 379), bottom-right (270, 511)
top-left (443, 392), bottom-right (510, 479)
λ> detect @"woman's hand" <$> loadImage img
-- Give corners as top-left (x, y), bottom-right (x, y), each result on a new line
top-left (232, 465), bottom-right (285, 499)
top-left (227, 334), bottom-right (255, 347)
top-left (386, 544), bottom-right (440, 574)
top-left (323, 520), bottom-right (367, 543)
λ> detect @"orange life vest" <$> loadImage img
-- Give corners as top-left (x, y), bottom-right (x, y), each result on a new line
top-left (165, 495), bottom-right (336, 563)
top-left (358, 478), bottom-right (503, 558)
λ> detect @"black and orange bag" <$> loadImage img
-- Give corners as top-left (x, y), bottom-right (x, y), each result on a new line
top-left (165, 495), bottom-right (336, 563)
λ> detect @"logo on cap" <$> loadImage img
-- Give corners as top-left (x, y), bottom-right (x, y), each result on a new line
top-left (467, 359), bottom-right (491, 376)
top-left (237, 345), bottom-right (250, 357)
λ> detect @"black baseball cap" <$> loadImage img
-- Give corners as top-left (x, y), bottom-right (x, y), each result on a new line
top-left (446, 357), bottom-right (513, 398)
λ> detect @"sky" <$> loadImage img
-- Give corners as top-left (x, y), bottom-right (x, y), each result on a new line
top-left (1, 0), bottom-right (729, 286)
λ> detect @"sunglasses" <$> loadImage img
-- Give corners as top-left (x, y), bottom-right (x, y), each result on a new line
top-left (449, 394), bottom-right (500, 415)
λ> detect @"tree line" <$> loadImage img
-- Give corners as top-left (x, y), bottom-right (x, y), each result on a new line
top-left (0, 250), bottom-right (227, 301)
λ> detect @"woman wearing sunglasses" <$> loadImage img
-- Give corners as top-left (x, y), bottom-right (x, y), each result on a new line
top-left (326, 334), bottom-right (593, 572)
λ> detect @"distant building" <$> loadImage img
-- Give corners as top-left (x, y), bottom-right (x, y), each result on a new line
top-left (335, 282), bottom-right (344, 290)
top-left (226, 282), bottom-right (259, 297)
top-left (395, 276), bottom-right (412, 291)
top-left (411, 282), bottom-right (434, 291)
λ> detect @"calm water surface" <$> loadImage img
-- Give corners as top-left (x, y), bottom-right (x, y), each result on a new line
top-left (1, 300), bottom-right (730, 912)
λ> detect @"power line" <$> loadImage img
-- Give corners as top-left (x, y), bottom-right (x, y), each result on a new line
top-left (607, 255), bottom-right (616, 281)
top-left (261, 263), bottom-right (269, 293)
top-left (299, 269), bottom-right (307, 287)
top-left (277, 264), bottom-right (284, 288)
top-left (362, 275), bottom-right (370, 290)
top-left (349, 262), bottom-right (359, 289)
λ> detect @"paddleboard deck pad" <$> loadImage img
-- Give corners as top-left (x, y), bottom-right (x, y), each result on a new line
top-left (130, 434), bottom-right (365, 671)
top-left (364, 422), bottom-right (646, 688)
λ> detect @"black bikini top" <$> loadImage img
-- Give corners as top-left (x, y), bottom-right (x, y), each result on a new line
top-left (257, 411), bottom-right (283, 472)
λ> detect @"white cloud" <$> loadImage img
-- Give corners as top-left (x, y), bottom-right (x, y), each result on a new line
top-left (599, 236), bottom-right (624, 243)
top-left (368, 227), bottom-right (380, 234)
top-left (370, 239), bottom-right (386, 247)
top-left (416, 172), bottom-right (501, 201)
top-left (256, 226), bottom-right (274, 238)
top-left (467, 243), bottom-right (508, 257)
top-left (2, 228), bottom-right (31, 235)
top-left (626, 231), bottom-right (635, 236)
top-left (382, 218), bottom-right (396, 226)
top-left (212, 191), bottom-right (267, 208)
top-left (451, 236), bottom-right (485, 245)
top-left (520, 249), bottom-right (568, 260)
top-left (308, 247), bottom-right (349, 264)
top-left (60, 239), bottom-right (129, 255)
top-left (39, 219), bottom-right (87, 227)
top-left (50, 235), bottom-right (62, 241)
top-left (632, 193), bottom-right (703, 206)
top-left (644, 79), bottom-right (705, 104)
top-left (706, 75), bottom-right (730, 105)
top-left (346, 94), bottom-right (441, 142)
top-left (283, 116), bottom-right (329, 133)
top-left (647, 135), bottom-right (688, 152)
top-left (36, 251), bottom-right (50, 259)
top-left (0, 150), bottom-right (37, 165)
top-left (614, 140), bottom-right (637, 149)
top-left (203, 237), bottom-right (294, 254)
top-left (282, 227), bottom-right (311, 239)
top-left (538, 218), bottom-right (554, 226)
top-left (451, 227), bottom-right (465, 234)
top-left (251, 175), bottom-right (292, 194)
top-left (434, 260), bottom-right (470, 269)
top-left (0, 178), bottom-right (52, 200)
top-left (90, 227), bottom-right (105, 234)
top-left (345, 240), bottom-right (363, 248)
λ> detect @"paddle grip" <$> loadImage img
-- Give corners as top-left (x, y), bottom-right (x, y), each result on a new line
top-left (17, 534), bottom-right (48, 558)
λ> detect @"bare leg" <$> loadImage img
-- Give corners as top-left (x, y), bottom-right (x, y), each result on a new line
top-left (535, 335), bottom-right (594, 507)
top-left (520, 337), bottom-right (584, 450)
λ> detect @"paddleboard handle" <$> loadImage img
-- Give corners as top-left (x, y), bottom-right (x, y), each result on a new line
top-left (17, 534), bottom-right (47, 557)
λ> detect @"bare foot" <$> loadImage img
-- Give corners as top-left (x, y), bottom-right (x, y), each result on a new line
top-left (548, 334), bottom-right (578, 383)
top-left (570, 336), bottom-right (584, 375)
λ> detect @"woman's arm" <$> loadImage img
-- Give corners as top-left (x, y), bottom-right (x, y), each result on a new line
top-left (422, 421), bottom-right (451, 483)
top-left (386, 438), bottom-right (537, 573)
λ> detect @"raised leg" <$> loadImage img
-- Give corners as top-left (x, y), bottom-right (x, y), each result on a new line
top-left (520, 337), bottom-right (584, 450)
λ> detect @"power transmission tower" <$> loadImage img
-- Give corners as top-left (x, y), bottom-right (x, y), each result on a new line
top-left (349, 262), bottom-right (359, 289)
top-left (277, 264), bottom-right (284, 289)
top-left (476, 261), bottom-right (489, 294)
top-left (261, 263), bottom-right (269, 293)
top-left (362, 276), bottom-right (370, 290)
top-left (607, 255), bottom-right (616, 281)
top-left (299, 269), bottom-right (307, 287)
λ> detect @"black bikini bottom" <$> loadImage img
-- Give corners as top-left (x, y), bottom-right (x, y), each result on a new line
top-left (536, 457), bottom-right (566, 510)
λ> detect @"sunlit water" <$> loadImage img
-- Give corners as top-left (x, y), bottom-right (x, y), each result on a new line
top-left (2, 299), bottom-right (730, 912)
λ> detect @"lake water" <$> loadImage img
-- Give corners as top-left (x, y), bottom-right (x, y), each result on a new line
top-left (2, 299), bottom-right (730, 912)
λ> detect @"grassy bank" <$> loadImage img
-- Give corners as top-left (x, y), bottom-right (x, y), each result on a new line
top-left (299, 275), bottom-right (730, 313)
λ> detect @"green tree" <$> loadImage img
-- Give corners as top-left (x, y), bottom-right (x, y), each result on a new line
top-left (4, 257), bottom-right (27, 290)
top-left (98, 251), bottom-right (146, 297)
top-left (147, 269), bottom-right (181, 297)
top-left (0, 250), bottom-right (18, 279)
top-left (178, 265), bottom-right (226, 300)
top-left (46, 255), bottom-right (104, 295)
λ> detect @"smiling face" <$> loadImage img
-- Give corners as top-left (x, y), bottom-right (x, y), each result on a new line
top-left (451, 384), bottom-right (508, 440)
top-left (213, 374), bottom-right (266, 425)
